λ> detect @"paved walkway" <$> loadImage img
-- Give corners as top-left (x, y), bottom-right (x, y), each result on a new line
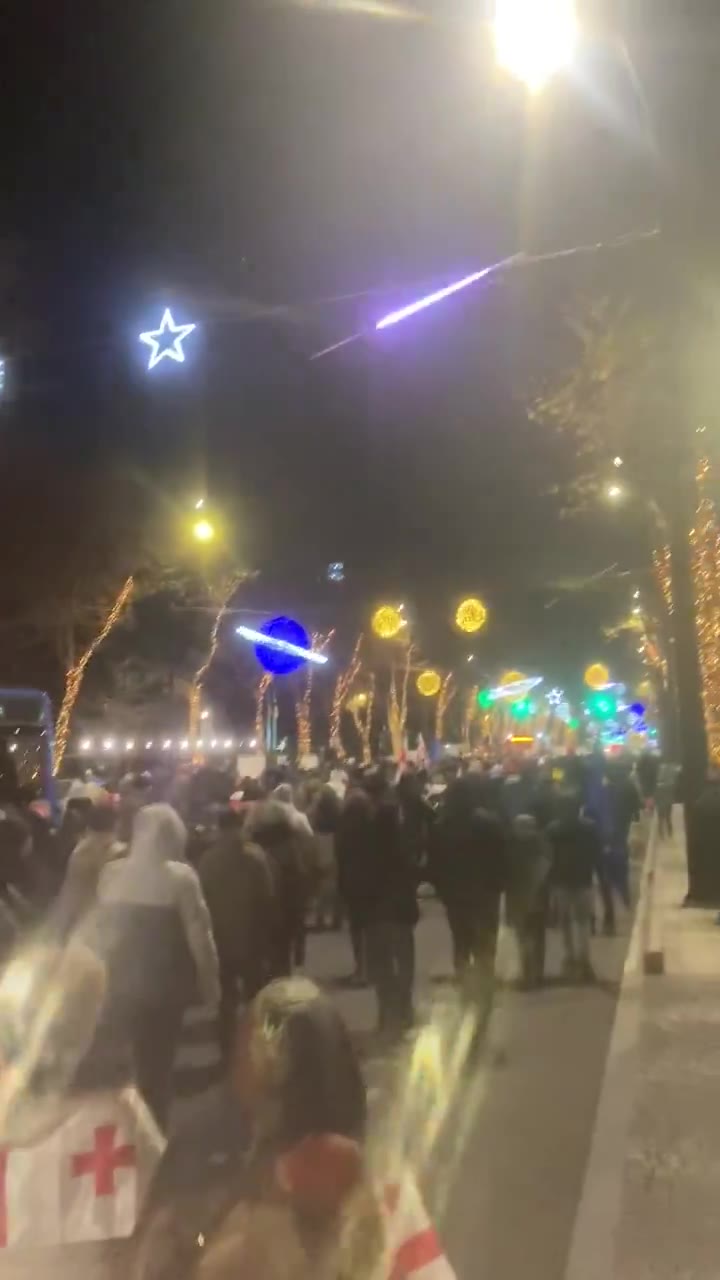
top-left (308, 888), bottom-right (637, 1280)
top-left (567, 810), bottom-right (720, 1280)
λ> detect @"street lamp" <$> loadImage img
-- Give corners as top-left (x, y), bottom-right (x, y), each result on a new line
top-left (192, 517), bottom-right (215, 543)
top-left (606, 483), bottom-right (624, 501)
top-left (493, 0), bottom-right (578, 93)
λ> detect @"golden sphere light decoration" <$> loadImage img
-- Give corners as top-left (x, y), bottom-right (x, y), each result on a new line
top-left (192, 518), bottom-right (215, 543)
top-left (584, 662), bottom-right (610, 690)
top-left (500, 670), bottom-right (525, 687)
top-left (455, 597), bottom-right (488, 635)
top-left (371, 605), bottom-right (404, 640)
top-left (417, 669), bottom-right (442, 698)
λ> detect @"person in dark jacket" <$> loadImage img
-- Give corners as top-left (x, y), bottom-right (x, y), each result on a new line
top-left (244, 800), bottom-right (307, 979)
top-left (335, 789), bottom-right (374, 985)
top-left (339, 773), bottom-right (419, 1035)
top-left (605, 762), bottom-right (640, 908)
top-left (396, 769), bottom-right (434, 877)
top-left (309, 784), bottom-right (343, 930)
top-left (546, 794), bottom-right (603, 982)
top-left (200, 809), bottom-right (276, 1062)
top-left (506, 814), bottom-right (552, 988)
top-left (430, 774), bottom-right (508, 1039)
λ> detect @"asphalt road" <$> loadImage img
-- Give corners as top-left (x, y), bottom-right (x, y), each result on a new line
top-left (305, 891), bottom-right (635, 1280)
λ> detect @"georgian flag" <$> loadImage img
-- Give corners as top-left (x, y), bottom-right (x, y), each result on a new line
top-left (0, 1090), bottom-right (163, 1250)
top-left (384, 1177), bottom-right (457, 1280)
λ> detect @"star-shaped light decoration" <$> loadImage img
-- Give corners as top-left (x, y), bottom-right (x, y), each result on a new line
top-left (139, 308), bottom-right (196, 370)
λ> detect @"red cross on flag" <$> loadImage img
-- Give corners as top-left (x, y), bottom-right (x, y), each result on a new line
top-left (0, 1091), bottom-right (163, 1251)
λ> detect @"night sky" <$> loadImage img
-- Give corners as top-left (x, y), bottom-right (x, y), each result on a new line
top-left (2, 0), bottom-right (719, 699)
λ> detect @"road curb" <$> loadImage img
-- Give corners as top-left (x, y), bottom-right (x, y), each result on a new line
top-left (641, 813), bottom-right (664, 975)
top-left (562, 815), bottom-right (656, 1280)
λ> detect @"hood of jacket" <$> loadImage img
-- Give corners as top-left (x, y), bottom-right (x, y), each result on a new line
top-left (127, 803), bottom-right (187, 865)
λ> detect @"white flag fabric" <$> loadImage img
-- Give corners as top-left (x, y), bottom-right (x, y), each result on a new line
top-left (0, 1087), bottom-right (163, 1259)
top-left (384, 1176), bottom-right (457, 1280)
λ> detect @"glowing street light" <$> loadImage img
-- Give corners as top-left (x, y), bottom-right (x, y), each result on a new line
top-left (192, 518), bottom-right (215, 543)
top-left (493, 0), bottom-right (578, 93)
top-left (606, 483), bottom-right (624, 501)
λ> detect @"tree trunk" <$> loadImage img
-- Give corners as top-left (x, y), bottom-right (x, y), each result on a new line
top-left (668, 499), bottom-right (711, 900)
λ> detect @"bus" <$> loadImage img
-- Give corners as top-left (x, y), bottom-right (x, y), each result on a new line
top-left (0, 688), bottom-right (58, 823)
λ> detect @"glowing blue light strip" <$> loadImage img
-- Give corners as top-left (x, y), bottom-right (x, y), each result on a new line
top-left (375, 268), bottom-right (494, 331)
top-left (236, 625), bottom-right (329, 665)
top-left (489, 677), bottom-right (543, 701)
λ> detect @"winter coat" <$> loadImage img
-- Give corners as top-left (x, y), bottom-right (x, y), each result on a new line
top-left (245, 802), bottom-right (307, 953)
top-left (546, 814), bottom-right (603, 891)
top-left (199, 833), bottom-right (275, 979)
top-left (271, 786), bottom-right (318, 881)
top-left (430, 778), bottom-right (508, 910)
top-left (97, 804), bottom-right (220, 1010)
top-left (505, 815), bottom-right (552, 926)
top-left (336, 792), bottom-right (418, 928)
top-left (56, 831), bottom-right (125, 929)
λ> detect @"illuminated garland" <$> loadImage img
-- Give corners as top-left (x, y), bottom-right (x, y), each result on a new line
top-left (435, 674), bottom-right (456, 742)
top-left (295, 630), bottom-right (334, 758)
top-left (349, 675), bottom-right (375, 764)
top-left (691, 461), bottom-right (720, 759)
top-left (387, 646), bottom-right (414, 759)
top-left (462, 686), bottom-right (480, 749)
top-left (653, 459), bottom-right (720, 760)
top-left (53, 575), bottom-right (135, 774)
top-left (255, 673), bottom-right (273, 745)
top-left (329, 634), bottom-right (363, 756)
top-left (189, 575), bottom-right (244, 760)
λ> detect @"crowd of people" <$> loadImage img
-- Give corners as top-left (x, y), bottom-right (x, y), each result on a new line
top-left (0, 742), bottom-right (681, 1278)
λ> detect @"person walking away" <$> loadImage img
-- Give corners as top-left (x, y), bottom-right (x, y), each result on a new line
top-left (272, 783), bottom-right (317, 964)
top-left (96, 803), bottom-right (220, 1128)
top-left (430, 775), bottom-right (508, 1043)
top-left (309, 783), bottom-right (342, 930)
top-left (361, 772), bottom-right (419, 1038)
top-left (245, 798), bottom-right (307, 977)
top-left (335, 787), bottom-right (375, 985)
top-left (199, 808), bottom-right (276, 1063)
top-left (134, 977), bottom-right (456, 1280)
top-left (55, 801), bottom-right (124, 934)
top-left (656, 759), bottom-right (678, 838)
top-left (506, 814), bottom-right (552, 988)
top-left (0, 937), bottom-right (164, 1279)
top-left (396, 769), bottom-right (435, 881)
top-left (546, 794), bottom-right (603, 983)
top-left (605, 761), bottom-right (640, 908)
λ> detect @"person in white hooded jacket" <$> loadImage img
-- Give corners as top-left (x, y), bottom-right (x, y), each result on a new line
top-left (96, 803), bottom-right (219, 1128)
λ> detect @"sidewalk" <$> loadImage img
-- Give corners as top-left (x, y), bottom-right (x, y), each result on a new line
top-left (566, 809), bottom-right (720, 1280)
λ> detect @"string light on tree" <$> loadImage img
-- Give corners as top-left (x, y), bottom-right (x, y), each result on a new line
top-left (455, 597), bottom-right (488, 635)
top-left (53, 576), bottom-right (135, 774)
top-left (139, 308), bottom-right (197, 370)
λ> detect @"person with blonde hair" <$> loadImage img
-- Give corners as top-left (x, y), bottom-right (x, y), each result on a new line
top-left (134, 978), bottom-right (455, 1280)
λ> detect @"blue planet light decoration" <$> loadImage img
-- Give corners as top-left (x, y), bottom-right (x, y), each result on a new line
top-left (236, 617), bottom-right (328, 677)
